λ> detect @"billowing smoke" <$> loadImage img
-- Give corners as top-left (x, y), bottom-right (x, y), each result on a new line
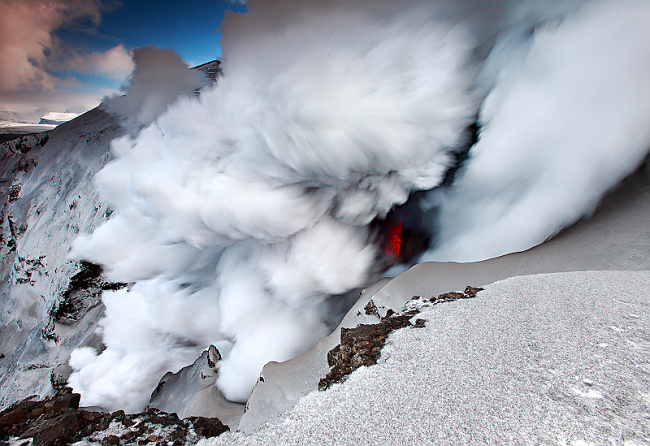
top-left (69, 0), bottom-right (479, 407)
top-left (68, 0), bottom-right (650, 410)
top-left (101, 47), bottom-right (204, 132)
top-left (423, 0), bottom-right (650, 262)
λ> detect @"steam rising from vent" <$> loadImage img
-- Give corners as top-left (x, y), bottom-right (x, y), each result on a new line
top-left (69, 0), bottom-right (650, 411)
top-left (101, 47), bottom-right (204, 132)
top-left (423, 0), bottom-right (650, 262)
top-left (69, 0), bottom-right (479, 407)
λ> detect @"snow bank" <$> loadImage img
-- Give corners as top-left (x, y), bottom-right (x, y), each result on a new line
top-left (203, 270), bottom-right (650, 445)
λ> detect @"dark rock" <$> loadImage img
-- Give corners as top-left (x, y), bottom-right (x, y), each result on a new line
top-left (413, 318), bottom-right (427, 328)
top-left (0, 409), bottom-right (26, 426)
top-left (0, 390), bottom-right (230, 444)
top-left (29, 407), bottom-right (44, 419)
top-left (50, 364), bottom-right (73, 393)
top-left (363, 300), bottom-right (380, 318)
top-left (188, 416), bottom-right (229, 438)
top-left (52, 260), bottom-right (127, 324)
top-left (102, 435), bottom-right (120, 445)
top-left (170, 427), bottom-right (186, 440)
top-left (432, 291), bottom-right (466, 302)
top-left (7, 185), bottom-right (20, 203)
top-left (320, 286), bottom-right (484, 390)
top-left (44, 392), bottom-right (80, 413)
top-left (29, 412), bottom-right (79, 446)
top-left (319, 309), bottom-right (421, 390)
top-left (464, 285), bottom-right (484, 298)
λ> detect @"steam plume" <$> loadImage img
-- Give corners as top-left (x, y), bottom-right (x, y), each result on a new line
top-left (70, 0), bottom-right (479, 406)
top-left (423, 0), bottom-right (650, 262)
top-left (69, 0), bottom-right (650, 410)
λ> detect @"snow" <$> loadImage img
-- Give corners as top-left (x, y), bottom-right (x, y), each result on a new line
top-left (0, 121), bottom-right (56, 133)
top-left (202, 270), bottom-right (650, 445)
top-left (0, 108), bottom-right (123, 406)
top-left (39, 112), bottom-right (79, 125)
top-left (237, 156), bottom-right (650, 433)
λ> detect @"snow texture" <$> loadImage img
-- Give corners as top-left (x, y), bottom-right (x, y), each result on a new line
top-left (203, 270), bottom-right (650, 446)
top-left (0, 108), bottom-right (123, 406)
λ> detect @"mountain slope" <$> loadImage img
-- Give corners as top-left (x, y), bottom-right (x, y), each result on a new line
top-left (0, 108), bottom-right (123, 406)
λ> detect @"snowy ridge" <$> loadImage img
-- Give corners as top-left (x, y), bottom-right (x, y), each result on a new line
top-left (0, 108), bottom-right (123, 406)
top-left (203, 270), bottom-right (650, 445)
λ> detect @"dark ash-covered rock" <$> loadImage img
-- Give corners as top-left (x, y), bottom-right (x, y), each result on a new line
top-left (319, 286), bottom-right (483, 391)
top-left (0, 389), bottom-right (228, 446)
top-left (53, 261), bottom-right (128, 325)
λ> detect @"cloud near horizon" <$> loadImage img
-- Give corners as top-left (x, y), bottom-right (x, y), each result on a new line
top-left (0, 0), bottom-right (130, 121)
top-left (66, 44), bottom-right (135, 80)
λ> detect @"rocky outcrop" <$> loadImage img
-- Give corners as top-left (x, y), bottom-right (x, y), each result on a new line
top-left (319, 286), bottom-right (483, 391)
top-left (0, 390), bottom-right (228, 446)
top-left (148, 345), bottom-right (245, 428)
top-left (51, 261), bottom-right (127, 325)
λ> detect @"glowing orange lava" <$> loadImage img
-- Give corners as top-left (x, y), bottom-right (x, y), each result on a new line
top-left (385, 221), bottom-right (404, 260)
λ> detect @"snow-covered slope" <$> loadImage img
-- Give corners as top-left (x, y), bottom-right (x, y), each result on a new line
top-left (204, 270), bottom-right (650, 445)
top-left (0, 49), bottom-right (209, 410)
top-left (0, 108), bottom-right (123, 406)
top-left (236, 157), bottom-right (650, 433)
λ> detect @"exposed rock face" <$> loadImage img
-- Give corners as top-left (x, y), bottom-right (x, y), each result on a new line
top-left (0, 107), bottom-right (123, 407)
top-left (0, 390), bottom-right (228, 446)
top-left (192, 60), bottom-right (222, 84)
top-left (319, 311), bottom-right (424, 391)
top-left (319, 286), bottom-right (483, 391)
top-left (52, 261), bottom-right (127, 324)
top-left (148, 345), bottom-right (245, 428)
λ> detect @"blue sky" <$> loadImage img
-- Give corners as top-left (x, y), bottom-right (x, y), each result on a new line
top-left (0, 0), bottom-right (246, 121)
top-left (86, 1), bottom-right (246, 66)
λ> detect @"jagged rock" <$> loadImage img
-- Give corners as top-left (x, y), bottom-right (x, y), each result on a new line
top-left (43, 392), bottom-right (80, 413)
top-left (464, 285), bottom-right (484, 298)
top-left (53, 260), bottom-right (127, 324)
top-left (319, 285), bottom-right (484, 391)
top-left (24, 411), bottom-right (80, 446)
top-left (50, 364), bottom-right (73, 393)
top-left (0, 407), bottom-right (26, 426)
top-left (148, 345), bottom-right (244, 428)
top-left (319, 310), bottom-right (423, 391)
top-left (187, 416), bottom-right (229, 438)
top-left (0, 391), bottom-right (229, 445)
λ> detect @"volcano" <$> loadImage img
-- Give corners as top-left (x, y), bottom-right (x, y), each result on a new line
top-left (0, 1), bottom-right (649, 443)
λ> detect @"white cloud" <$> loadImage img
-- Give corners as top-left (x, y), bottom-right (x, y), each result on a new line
top-left (0, 0), bottom-right (125, 121)
top-left (0, 0), bottom-right (106, 90)
top-left (101, 46), bottom-right (203, 131)
top-left (68, 44), bottom-right (135, 80)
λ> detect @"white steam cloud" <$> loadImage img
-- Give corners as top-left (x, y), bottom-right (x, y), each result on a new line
top-left (70, 1), bottom-right (479, 406)
top-left (423, 0), bottom-right (650, 262)
top-left (101, 47), bottom-right (204, 132)
top-left (69, 0), bottom-right (650, 410)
